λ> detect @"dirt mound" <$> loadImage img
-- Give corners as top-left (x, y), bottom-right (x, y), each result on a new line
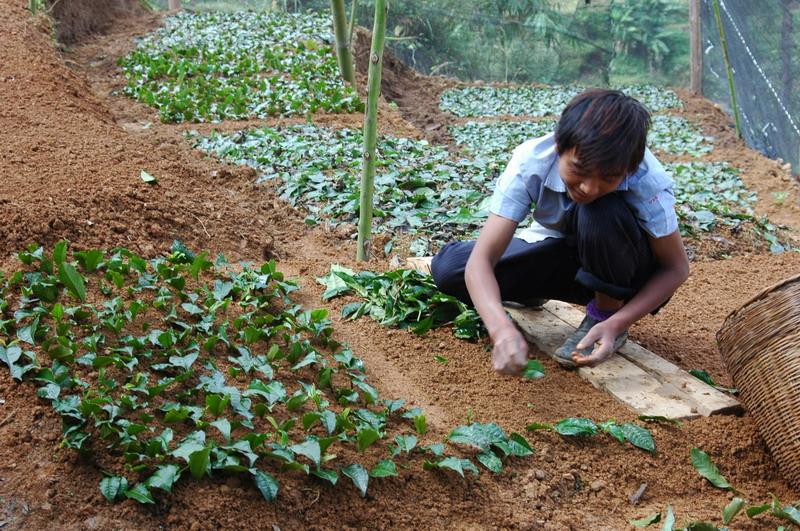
top-left (352, 27), bottom-right (456, 145)
top-left (48, 0), bottom-right (145, 45)
top-left (0, 0), bottom-right (299, 268)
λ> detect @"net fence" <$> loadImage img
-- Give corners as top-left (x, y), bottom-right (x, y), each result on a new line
top-left (700, 0), bottom-right (799, 173)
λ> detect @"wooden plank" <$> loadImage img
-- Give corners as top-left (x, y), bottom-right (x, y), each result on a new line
top-left (506, 307), bottom-right (699, 419)
top-left (542, 301), bottom-right (742, 417)
top-left (402, 256), bottom-right (739, 418)
top-left (406, 256), bottom-right (432, 275)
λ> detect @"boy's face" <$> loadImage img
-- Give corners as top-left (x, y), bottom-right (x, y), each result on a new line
top-left (558, 149), bottom-right (626, 204)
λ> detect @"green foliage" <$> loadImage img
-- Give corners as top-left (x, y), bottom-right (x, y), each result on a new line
top-left (440, 84), bottom-right (682, 118)
top-left (316, 265), bottom-right (483, 340)
top-left (527, 417), bottom-right (656, 454)
top-left (630, 512), bottom-right (661, 527)
top-left (688, 369), bottom-right (738, 394)
top-left (0, 242), bottom-right (531, 505)
top-left (288, 0), bottom-right (688, 86)
top-left (649, 115), bottom-right (714, 157)
top-left (450, 120), bottom-right (556, 162)
top-left (669, 161), bottom-right (789, 250)
top-left (119, 12), bottom-right (362, 123)
top-left (722, 497), bottom-right (747, 525)
top-left (193, 125), bottom-right (493, 254)
top-left (522, 360), bottom-right (545, 380)
top-left (450, 114), bottom-right (712, 167)
top-left (690, 448), bottom-right (733, 490)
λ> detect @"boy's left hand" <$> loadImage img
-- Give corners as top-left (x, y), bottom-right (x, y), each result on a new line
top-left (571, 319), bottom-right (625, 367)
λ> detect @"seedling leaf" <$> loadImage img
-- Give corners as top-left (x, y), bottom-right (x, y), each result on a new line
top-left (146, 464), bottom-right (181, 493)
top-left (553, 417), bottom-right (598, 437)
top-left (746, 503), bottom-right (770, 518)
top-left (413, 414), bottom-right (427, 435)
top-left (447, 422), bottom-right (505, 451)
top-left (427, 456), bottom-right (479, 477)
top-left (140, 170), bottom-right (158, 184)
top-left (251, 469), bottom-right (279, 501)
top-left (662, 505), bottom-right (675, 531)
top-left (370, 459), bottom-right (398, 478)
top-left (722, 497), bottom-right (747, 525)
top-left (690, 448), bottom-right (732, 490)
top-left (522, 359), bottom-right (545, 379)
top-left (342, 463), bottom-right (369, 497)
top-left (356, 428), bottom-right (380, 452)
top-left (100, 475), bottom-right (129, 501)
top-left (59, 262), bottom-right (86, 302)
top-left (210, 418), bottom-right (232, 442)
top-left (621, 423), bottom-right (656, 454)
top-left (394, 434), bottom-right (418, 454)
top-left (311, 468), bottom-right (338, 485)
top-left (125, 483), bottom-right (155, 504)
top-left (506, 433), bottom-right (534, 456)
top-left (290, 439), bottom-right (321, 467)
top-left (189, 446), bottom-right (212, 479)
top-left (630, 512), bottom-right (661, 527)
top-left (689, 369), bottom-right (737, 394)
top-left (476, 450), bottom-right (502, 473)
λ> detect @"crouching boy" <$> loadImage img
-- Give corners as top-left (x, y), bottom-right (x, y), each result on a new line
top-left (431, 89), bottom-right (689, 373)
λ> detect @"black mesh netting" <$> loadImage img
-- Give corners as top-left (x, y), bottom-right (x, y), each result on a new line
top-left (701, 0), bottom-right (800, 172)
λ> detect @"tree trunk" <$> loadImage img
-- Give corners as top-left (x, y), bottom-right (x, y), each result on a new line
top-left (356, 0), bottom-right (388, 261)
top-left (168, 0), bottom-right (180, 10)
top-left (330, 0), bottom-right (356, 86)
top-left (712, 0), bottom-right (742, 138)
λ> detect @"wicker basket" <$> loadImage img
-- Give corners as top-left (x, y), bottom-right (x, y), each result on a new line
top-left (717, 273), bottom-right (800, 488)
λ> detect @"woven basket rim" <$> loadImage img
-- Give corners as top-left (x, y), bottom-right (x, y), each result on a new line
top-left (723, 272), bottom-right (800, 323)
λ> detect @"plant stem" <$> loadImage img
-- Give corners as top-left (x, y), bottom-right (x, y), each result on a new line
top-left (711, 0), bottom-right (741, 138)
top-left (348, 0), bottom-right (358, 47)
top-left (356, 0), bottom-right (388, 261)
top-left (330, 0), bottom-right (356, 86)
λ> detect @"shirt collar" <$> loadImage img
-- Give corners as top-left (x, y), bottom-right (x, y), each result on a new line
top-left (543, 156), bottom-right (567, 192)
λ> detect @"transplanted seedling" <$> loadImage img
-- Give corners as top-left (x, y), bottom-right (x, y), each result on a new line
top-left (0, 242), bottom-right (531, 505)
top-left (527, 417), bottom-right (656, 454)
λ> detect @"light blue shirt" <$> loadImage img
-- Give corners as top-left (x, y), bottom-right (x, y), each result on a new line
top-left (489, 132), bottom-right (679, 240)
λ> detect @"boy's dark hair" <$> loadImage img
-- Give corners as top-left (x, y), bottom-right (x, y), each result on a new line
top-left (555, 89), bottom-right (651, 179)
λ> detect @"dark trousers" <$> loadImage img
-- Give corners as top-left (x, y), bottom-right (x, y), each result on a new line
top-left (431, 193), bottom-right (659, 308)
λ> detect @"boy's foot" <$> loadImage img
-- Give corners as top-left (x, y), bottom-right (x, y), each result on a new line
top-left (553, 314), bottom-right (628, 368)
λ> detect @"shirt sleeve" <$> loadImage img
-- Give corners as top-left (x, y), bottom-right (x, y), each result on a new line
top-left (628, 185), bottom-right (680, 238)
top-left (488, 145), bottom-right (539, 223)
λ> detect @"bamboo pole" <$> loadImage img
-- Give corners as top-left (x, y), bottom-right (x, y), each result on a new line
top-left (689, 0), bottom-right (702, 94)
top-left (330, 0), bottom-right (356, 86)
top-left (356, 0), bottom-right (388, 261)
top-left (712, 0), bottom-right (742, 138)
top-left (348, 0), bottom-right (358, 47)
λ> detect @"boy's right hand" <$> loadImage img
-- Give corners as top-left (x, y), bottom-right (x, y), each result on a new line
top-left (491, 326), bottom-right (529, 375)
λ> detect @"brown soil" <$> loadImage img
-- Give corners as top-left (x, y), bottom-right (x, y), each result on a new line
top-left (0, 4), bottom-right (799, 531)
top-left (48, 0), bottom-right (145, 45)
